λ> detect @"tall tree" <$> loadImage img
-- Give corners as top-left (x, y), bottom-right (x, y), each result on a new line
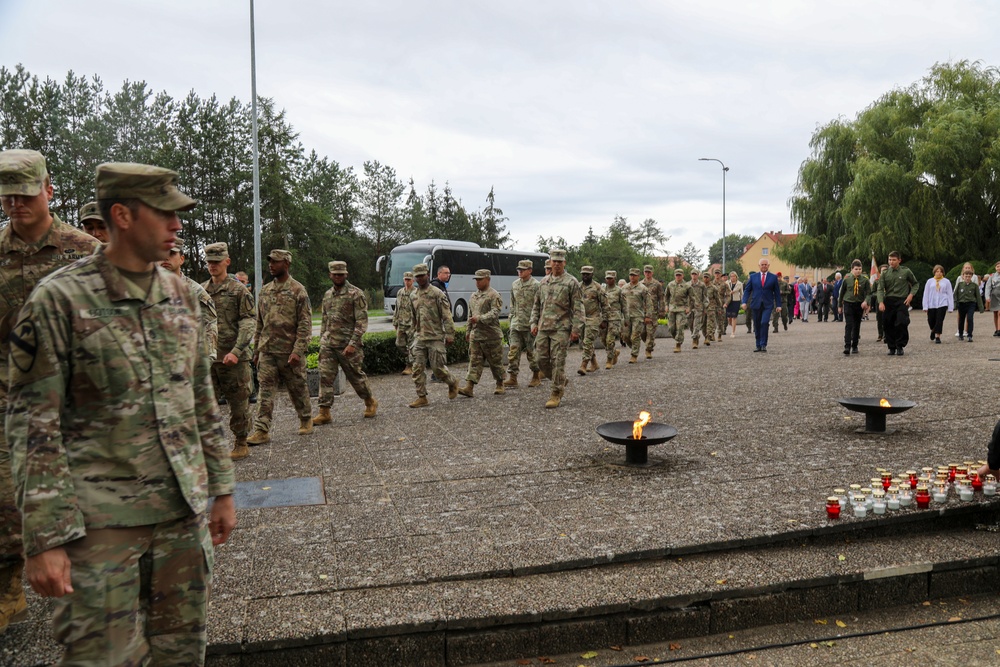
top-left (679, 242), bottom-right (704, 269)
top-left (359, 159), bottom-right (405, 259)
top-left (473, 186), bottom-right (512, 248)
top-left (635, 218), bottom-right (669, 257)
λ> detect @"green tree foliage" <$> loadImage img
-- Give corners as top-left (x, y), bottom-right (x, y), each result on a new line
top-left (536, 214), bottom-right (660, 277)
top-left (0, 64), bottom-right (514, 304)
top-left (707, 233), bottom-right (755, 274)
top-left (786, 61), bottom-right (1000, 269)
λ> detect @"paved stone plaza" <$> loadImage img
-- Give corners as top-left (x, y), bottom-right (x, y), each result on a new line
top-left (6, 315), bottom-right (1000, 666)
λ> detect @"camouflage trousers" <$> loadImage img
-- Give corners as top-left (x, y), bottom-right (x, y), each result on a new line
top-left (466, 338), bottom-right (505, 384)
top-left (210, 361), bottom-right (251, 439)
top-left (0, 428), bottom-right (24, 615)
top-left (641, 319), bottom-right (658, 352)
top-left (253, 352), bottom-right (312, 433)
top-left (604, 321), bottom-right (622, 363)
top-left (319, 344), bottom-right (373, 408)
top-left (689, 309), bottom-right (704, 342)
top-left (507, 328), bottom-right (538, 376)
top-left (667, 311), bottom-right (687, 343)
top-left (581, 321), bottom-right (603, 361)
top-left (536, 329), bottom-right (571, 390)
top-left (54, 512), bottom-right (212, 666)
top-left (395, 328), bottom-right (414, 366)
top-left (412, 339), bottom-right (456, 397)
top-left (714, 306), bottom-right (726, 339)
top-left (627, 317), bottom-right (644, 357)
top-left (703, 309), bottom-right (717, 340)
top-left (770, 306), bottom-right (788, 330)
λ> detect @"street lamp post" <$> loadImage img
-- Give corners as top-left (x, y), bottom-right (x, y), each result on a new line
top-left (698, 158), bottom-right (728, 274)
top-left (250, 0), bottom-right (262, 297)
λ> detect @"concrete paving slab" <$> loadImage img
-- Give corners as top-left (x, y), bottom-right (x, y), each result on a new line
top-left (234, 476), bottom-right (325, 509)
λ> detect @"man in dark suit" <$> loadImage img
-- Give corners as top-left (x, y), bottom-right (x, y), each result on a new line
top-left (742, 258), bottom-right (783, 352)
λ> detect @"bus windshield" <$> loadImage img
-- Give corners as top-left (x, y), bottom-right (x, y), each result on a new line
top-left (385, 251), bottom-right (428, 290)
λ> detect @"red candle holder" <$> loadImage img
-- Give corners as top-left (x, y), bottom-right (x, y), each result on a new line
top-left (915, 485), bottom-right (931, 509)
top-left (826, 497), bottom-right (841, 519)
top-left (948, 464), bottom-right (958, 483)
top-left (907, 470), bottom-right (918, 489)
top-left (972, 473), bottom-right (983, 491)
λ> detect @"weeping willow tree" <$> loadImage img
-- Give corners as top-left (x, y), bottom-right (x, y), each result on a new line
top-left (782, 60), bottom-right (1000, 268)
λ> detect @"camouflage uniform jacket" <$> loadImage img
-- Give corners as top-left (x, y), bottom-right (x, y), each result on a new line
top-left (688, 280), bottom-right (708, 310)
top-left (392, 285), bottom-right (415, 331)
top-left (185, 274), bottom-right (218, 361)
top-left (581, 280), bottom-right (609, 325)
top-left (622, 282), bottom-right (653, 320)
top-left (509, 277), bottom-right (540, 331)
top-left (202, 275), bottom-right (255, 361)
top-left (255, 276), bottom-right (312, 357)
top-left (409, 283), bottom-right (456, 342)
top-left (469, 287), bottom-right (503, 342)
top-left (6, 247), bottom-right (234, 556)
top-left (665, 280), bottom-right (694, 312)
top-left (716, 279), bottom-right (732, 304)
top-left (602, 284), bottom-right (628, 322)
top-left (321, 280), bottom-right (368, 348)
top-left (529, 272), bottom-right (584, 335)
top-left (642, 278), bottom-right (666, 318)
top-left (705, 282), bottom-right (722, 309)
top-left (0, 214), bottom-right (98, 411)
top-left (778, 280), bottom-right (793, 303)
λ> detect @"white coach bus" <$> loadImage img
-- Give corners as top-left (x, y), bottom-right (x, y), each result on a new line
top-left (377, 239), bottom-right (548, 322)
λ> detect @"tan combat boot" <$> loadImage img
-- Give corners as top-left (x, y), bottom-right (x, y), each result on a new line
top-left (629, 355), bottom-right (637, 363)
top-left (409, 395), bottom-right (429, 408)
top-left (458, 382), bottom-right (475, 398)
top-left (692, 340), bottom-right (699, 350)
top-left (605, 358), bottom-right (613, 370)
top-left (503, 374), bottom-right (518, 388)
top-left (674, 342), bottom-right (681, 353)
top-left (401, 366), bottom-right (412, 375)
top-left (645, 350), bottom-right (653, 359)
top-left (230, 437), bottom-right (250, 461)
top-left (588, 356), bottom-right (599, 372)
top-left (448, 380), bottom-right (460, 400)
top-left (312, 407), bottom-right (332, 425)
top-left (577, 361), bottom-right (587, 376)
top-left (613, 349), bottom-right (620, 365)
top-left (363, 397), bottom-right (378, 418)
top-left (247, 430), bottom-right (270, 445)
top-left (494, 381), bottom-right (505, 395)
top-left (298, 418), bottom-right (314, 435)
top-left (544, 388), bottom-right (563, 409)
top-left (527, 371), bottom-right (542, 387)
top-left (0, 562), bottom-right (28, 635)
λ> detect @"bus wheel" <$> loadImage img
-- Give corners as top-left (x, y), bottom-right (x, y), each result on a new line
top-left (453, 300), bottom-right (468, 322)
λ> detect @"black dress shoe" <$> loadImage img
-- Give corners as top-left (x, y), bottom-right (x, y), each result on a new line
top-left (760, 347), bottom-right (767, 353)
top-left (843, 348), bottom-right (850, 355)
top-left (851, 346), bottom-right (858, 354)
top-left (888, 349), bottom-right (896, 355)
top-left (897, 348), bottom-right (904, 356)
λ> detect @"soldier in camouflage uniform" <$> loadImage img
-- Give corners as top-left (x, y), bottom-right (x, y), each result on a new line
top-left (688, 269), bottom-right (708, 349)
top-left (247, 249), bottom-right (314, 443)
top-left (622, 268), bottom-right (653, 363)
top-left (714, 269), bottom-right (730, 342)
top-left (458, 269), bottom-right (506, 397)
top-left (77, 200), bottom-right (109, 243)
top-left (578, 266), bottom-right (608, 374)
top-left (529, 249), bottom-right (584, 408)
top-left (202, 242), bottom-right (256, 461)
top-left (393, 271), bottom-right (416, 375)
top-left (408, 263), bottom-right (459, 407)
top-left (312, 261), bottom-right (378, 423)
top-left (505, 259), bottom-right (541, 388)
top-left (602, 270), bottom-right (627, 369)
top-left (771, 273), bottom-right (792, 332)
top-left (160, 236), bottom-right (218, 361)
top-left (641, 265), bottom-right (665, 358)
top-left (0, 150), bottom-right (100, 635)
top-left (702, 272), bottom-right (720, 345)
top-left (7, 162), bottom-right (235, 665)
top-left (665, 269), bottom-right (693, 352)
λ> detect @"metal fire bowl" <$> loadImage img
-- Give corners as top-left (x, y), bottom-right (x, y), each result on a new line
top-left (837, 397), bottom-right (917, 434)
top-left (596, 421), bottom-right (678, 465)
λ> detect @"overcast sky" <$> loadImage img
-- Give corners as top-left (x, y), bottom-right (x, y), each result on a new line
top-left (3, 1), bottom-right (999, 257)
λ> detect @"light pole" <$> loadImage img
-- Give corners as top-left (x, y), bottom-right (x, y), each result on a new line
top-left (250, 0), bottom-right (262, 297)
top-left (698, 158), bottom-right (728, 274)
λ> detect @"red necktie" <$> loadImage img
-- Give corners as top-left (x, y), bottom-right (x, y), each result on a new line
top-left (761, 273), bottom-right (765, 286)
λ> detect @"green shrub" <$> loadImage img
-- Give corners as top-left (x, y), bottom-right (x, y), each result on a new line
top-left (945, 261), bottom-right (993, 285)
top-left (305, 352), bottom-right (319, 369)
top-left (354, 327), bottom-right (473, 376)
top-left (905, 260), bottom-right (934, 308)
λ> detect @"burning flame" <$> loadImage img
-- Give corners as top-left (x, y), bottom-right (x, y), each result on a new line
top-left (633, 411), bottom-right (651, 439)
top-left (879, 398), bottom-right (891, 408)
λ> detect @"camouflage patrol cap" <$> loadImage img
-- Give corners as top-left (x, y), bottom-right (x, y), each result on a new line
top-left (96, 162), bottom-right (197, 212)
top-left (413, 263), bottom-right (429, 276)
top-left (702, 272), bottom-right (712, 280)
top-left (605, 270), bottom-right (617, 279)
top-left (474, 269), bottom-right (491, 279)
top-left (403, 271), bottom-right (414, 279)
top-left (0, 150), bottom-right (47, 197)
top-left (78, 201), bottom-right (102, 222)
top-left (268, 249), bottom-right (292, 262)
top-left (544, 259), bottom-right (552, 268)
top-left (580, 265), bottom-right (594, 274)
top-left (170, 237), bottom-right (185, 254)
top-left (714, 268), bottom-right (722, 275)
top-left (549, 249), bottom-right (567, 261)
top-left (328, 260), bottom-right (348, 274)
top-left (674, 269), bottom-right (684, 276)
top-left (629, 268), bottom-right (641, 276)
top-left (205, 242), bottom-right (229, 261)
top-left (643, 264), bottom-right (654, 272)
top-left (517, 260), bottom-right (533, 270)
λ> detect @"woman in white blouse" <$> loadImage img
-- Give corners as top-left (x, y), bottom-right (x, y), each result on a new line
top-left (921, 264), bottom-right (954, 344)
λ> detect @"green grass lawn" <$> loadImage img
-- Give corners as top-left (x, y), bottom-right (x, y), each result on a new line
top-left (312, 309), bottom-right (386, 325)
